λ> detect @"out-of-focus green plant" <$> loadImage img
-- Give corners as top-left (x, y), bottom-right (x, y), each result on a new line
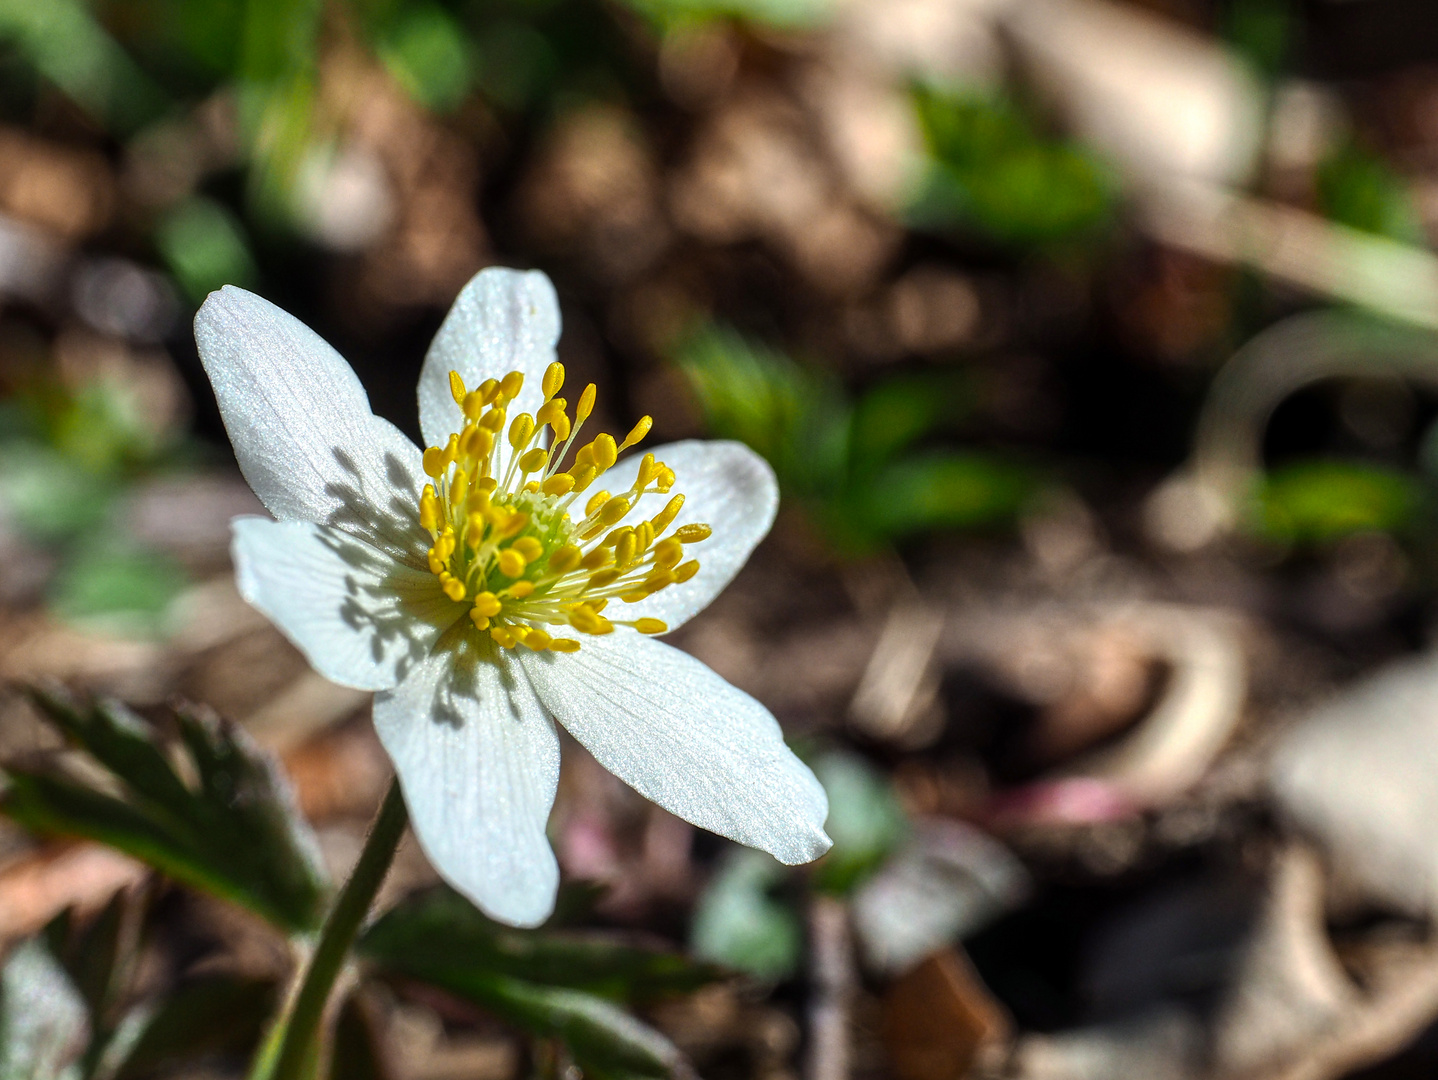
top-left (1316, 144), bottom-right (1426, 246)
top-left (1253, 459), bottom-right (1425, 544)
top-left (676, 326), bottom-right (1037, 555)
top-left (908, 85), bottom-right (1116, 248)
top-left (0, 372), bottom-right (189, 631)
top-left (690, 751), bottom-right (908, 980)
top-left (619, 0), bottom-right (834, 30)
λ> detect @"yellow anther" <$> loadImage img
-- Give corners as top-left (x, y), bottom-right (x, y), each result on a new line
top-left (501, 511), bottom-right (529, 538)
top-left (576, 383), bottom-right (596, 423)
top-left (603, 525), bottom-right (633, 548)
top-left (508, 413), bottom-right (535, 450)
top-left (651, 494), bottom-right (684, 533)
top-left (473, 592), bottom-right (502, 618)
top-left (419, 485), bottom-right (440, 532)
top-left (442, 576), bottom-right (467, 601)
top-left (478, 378), bottom-right (500, 404)
top-left (674, 559), bottom-right (700, 583)
top-left (615, 532), bottom-right (638, 568)
top-left (570, 464), bottom-right (598, 492)
top-left (585, 490), bottom-right (610, 517)
top-left (644, 568), bottom-right (678, 591)
top-left (592, 433), bottom-right (618, 470)
top-left (490, 626), bottom-right (519, 648)
top-left (449, 371), bottom-right (467, 405)
top-left (480, 407), bottom-right (507, 433)
top-left (588, 569), bottom-right (621, 589)
top-left (597, 496), bottom-right (631, 526)
top-left (469, 611), bottom-right (490, 630)
top-left (449, 468), bottom-right (470, 509)
top-left (522, 629), bottom-right (553, 650)
top-left (619, 588), bottom-right (651, 603)
top-left (465, 513), bottom-right (486, 547)
top-left (475, 477), bottom-right (498, 495)
top-left (441, 434), bottom-right (459, 467)
top-left (463, 426), bottom-right (494, 462)
top-left (537, 398), bottom-right (567, 430)
top-left (508, 580), bottom-right (536, 599)
top-left (580, 546), bottom-right (614, 571)
top-left (569, 605), bottom-right (614, 635)
top-left (512, 537), bottom-right (545, 562)
top-left (656, 466), bottom-right (676, 491)
top-left (674, 523), bottom-right (712, 543)
top-left (635, 521), bottom-right (655, 552)
top-left (550, 638), bottom-right (582, 653)
top-left (542, 473), bottom-right (575, 496)
top-left (549, 545), bottom-right (582, 574)
top-left (523, 481), bottom-right (541, 493)
top-left (654, 537), bottom-right (683, 569)
top-left (463, 390), bottom-right (486, 421)
top-left (519, 447), bottom-right (549, 473)
top-left (543, 362), bottom-right (565, 400)
top-left (636, 453), bottom-right (657, 488)
top-left (422, 446), bottom-right (446, 478)
top-left (428, 549), bottom-right (446, 575)
top-left (500, 371), bottom-right (525, 402)
top-left (591, 599), bottom-right (608, 613)
top-left (635, 618), bottom-right (668, 635)
top-left (575, 444), bottom-right (595, 469)
top-left (498, 548), bottom-right (528, 577)
top-left (550, 411), bottom-right (571, 442)
top-left (620, 416), bottom-right (652, 450)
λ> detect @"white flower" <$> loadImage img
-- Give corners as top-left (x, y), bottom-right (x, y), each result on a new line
top-left (195, 267), bottom-right (831, 926)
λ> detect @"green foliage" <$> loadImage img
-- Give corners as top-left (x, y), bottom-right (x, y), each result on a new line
top-left (810, 752), bottom-right (907, 896)
top-left (619, 0), bottom-right (835, 30)
top-left (690, 849), bottom-right (802, 982)
top-left (909, 85), bottom-right (1115, 248)
top-left (1316, 144), bottom-right (1425, 245)
top-left (676, 326), bottom-right (1037, 554)
top-left (376, 4), bottom-right (473, 113)
top-left (49, 543), bottom-right (185, 636)
top-left (2, 691), bottom-right (329, 933)
top-left (1254, 459), bottom-right (1424, 543)
top-left (360, 886), bottom-right (711, 1077)
top-left (154, 197), bottom-right (259, 303)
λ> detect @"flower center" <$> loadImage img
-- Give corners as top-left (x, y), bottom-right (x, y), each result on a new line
top-left (418, 362), bottom-right (710, 653)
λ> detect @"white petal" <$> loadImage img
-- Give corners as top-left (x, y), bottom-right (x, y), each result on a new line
top-left (518, 634), bottom-right (830, 865)
top-left (375, 636), bottom-right (561, 927)
top-left (196, 287), bottom-right (429, 568)
top-left (232, 517), bottom-right (459, 692)
top-left (417, 269), bottom-right (560, 473)
top-left (597, 440), bottom-right (777, 631)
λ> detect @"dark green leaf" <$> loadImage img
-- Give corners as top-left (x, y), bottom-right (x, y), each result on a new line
top-left (0, 939), bottom-right (88, 1080)
top-left (360, 886), bottom-right (722, 1003)
top-left (2, 691), bottom-right (327, 932)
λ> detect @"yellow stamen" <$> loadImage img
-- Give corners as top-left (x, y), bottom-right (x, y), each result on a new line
top-left (543, 362), bottom-right (565, 400)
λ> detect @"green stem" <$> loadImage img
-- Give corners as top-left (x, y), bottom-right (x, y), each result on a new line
top-left (268, 778), bottom-right (408, 1080)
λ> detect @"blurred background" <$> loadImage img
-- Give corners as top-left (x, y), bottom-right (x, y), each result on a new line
top-left (8, 0), bottom-right (1438, 1077)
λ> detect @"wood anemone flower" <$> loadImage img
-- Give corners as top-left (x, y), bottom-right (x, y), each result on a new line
top-left (195, 267), bottom-right (831, 926)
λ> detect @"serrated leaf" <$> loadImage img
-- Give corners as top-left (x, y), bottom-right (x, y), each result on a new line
top-left (2, 691), bottom-right (328, 932)
top-left (0, 939), bottom-right (88, 1080)
top-left (360, 886), bottom-right (722, 1003)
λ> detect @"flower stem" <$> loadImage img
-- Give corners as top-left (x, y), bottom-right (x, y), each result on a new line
top-left (267, 778), bottom-right (408, 1080)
